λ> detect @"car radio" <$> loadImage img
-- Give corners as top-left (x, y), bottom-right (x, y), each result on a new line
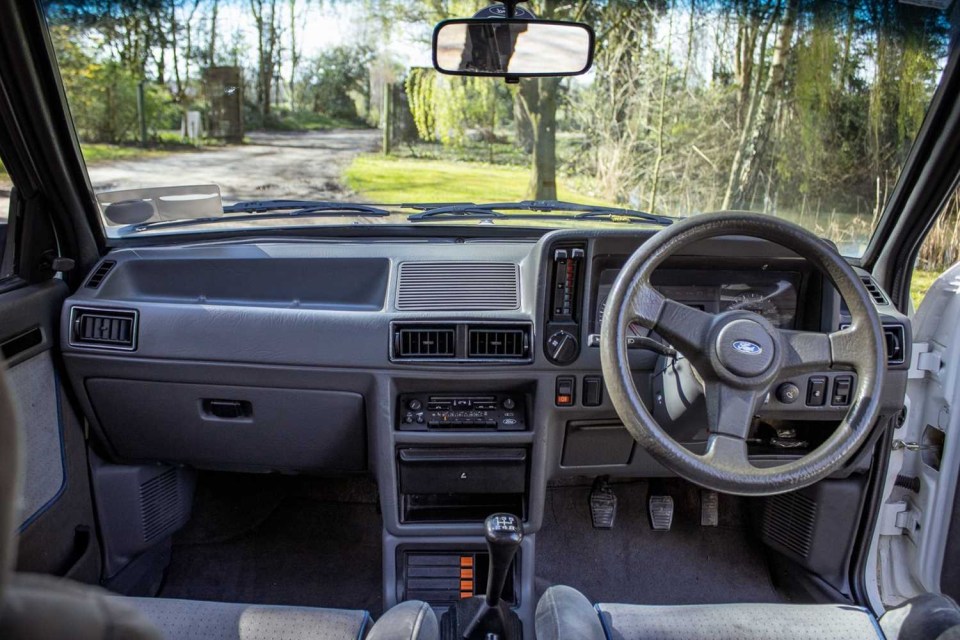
top-left (397, 393), bottom-right (526, 431)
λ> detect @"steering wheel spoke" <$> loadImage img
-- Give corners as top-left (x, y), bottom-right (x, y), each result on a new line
top-left (779, 325), bottom-right (862, 374)
top-left (703, 433), bottom-right (753, 472)
top-left (779, 329), bottom-right (832, 374)
top-left (630, 284), bottom-right (712, 358)
top-left (704, 382), bottom-right (762, 440)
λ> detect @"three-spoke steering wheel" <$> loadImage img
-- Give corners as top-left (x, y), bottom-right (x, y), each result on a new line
top-left (600, 212), bottom-right (886, 496)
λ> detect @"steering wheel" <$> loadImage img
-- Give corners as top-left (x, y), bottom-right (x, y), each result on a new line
top-left (600, 212), bottom-right (886, 496)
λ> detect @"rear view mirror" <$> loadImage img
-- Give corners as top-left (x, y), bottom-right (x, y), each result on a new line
top-left (433, 19), bottom-right (594, 78)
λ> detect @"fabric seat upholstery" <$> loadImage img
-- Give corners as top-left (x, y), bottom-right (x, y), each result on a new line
top-left (121, 594), bottom-right (370, 640)
top-left (596, 601), bottom-right (882, 640)
top-left (537, 585), bottom-right (960, 640)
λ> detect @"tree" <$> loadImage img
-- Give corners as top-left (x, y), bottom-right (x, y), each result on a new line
top-left (250, 0), bottom-right (281, 117)
top-left (723, 0), bottom-right (799, 210)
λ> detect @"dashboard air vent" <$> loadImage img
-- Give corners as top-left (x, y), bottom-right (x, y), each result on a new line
top-left (468, 327), bottom-right (529, 359)
top-left (860, 275), bottom-right (889, 306)
top-left (395, 326), bottom-right (456, 359)
top-left (397, 262), bottom-right (520, 311)
top-left (70, 307), bottom-right (138, 350)
top-left (884, 325), bottom-right (906, 365)
top-left (85, 260), bottom-right (116, 288)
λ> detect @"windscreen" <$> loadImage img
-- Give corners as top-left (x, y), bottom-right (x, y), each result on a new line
top-left (36, 0), bottom-right (954, 252)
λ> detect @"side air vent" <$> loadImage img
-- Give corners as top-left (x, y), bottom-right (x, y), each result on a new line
top-left (884, 325), bottom-right (906, 365)
top-left (140, 468), bottom-right (184, 543)
top-left (70, 307), bottom-right (138, 350)
top-left (468, 327), bottom-right (529, 359)
top-left (85, 260), bottom-right (116, 288)
top-left (860, 275), bottom-right (889, 306)
top-left (762, 491), bottom-right (817, 559)
top-left (396, 262), bottom-right (520, 311)
top-left (395, 326), bottom-right (456, 359)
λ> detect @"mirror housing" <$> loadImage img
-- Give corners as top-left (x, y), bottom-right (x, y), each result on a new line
top-left (433, 18), bottom-right (594, 78)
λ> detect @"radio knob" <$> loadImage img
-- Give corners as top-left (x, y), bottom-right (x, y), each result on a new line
top-left (407, 399), bottom-right (422, 411)
top-left (546, 330), bottom-right (579, 365)
top-left (502, 398), bottom-right (516, 410)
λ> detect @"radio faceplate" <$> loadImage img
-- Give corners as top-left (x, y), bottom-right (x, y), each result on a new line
top-left (397, 393), bottom-right (526, 431)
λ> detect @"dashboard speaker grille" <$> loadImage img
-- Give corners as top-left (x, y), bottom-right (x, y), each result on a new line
top-left (397, 262), bottom-right (520, 311)
top-left (761, 491), bottom-right (817, 558)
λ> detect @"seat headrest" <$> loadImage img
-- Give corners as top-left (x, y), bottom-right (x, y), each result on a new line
top-left (0, 365), bottom-right (24, 603)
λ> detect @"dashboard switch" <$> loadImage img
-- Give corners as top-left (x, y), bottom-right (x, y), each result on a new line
top-left (583, 376), bottom-right (603, 407)
top-left (546, 329), bottom-right (579, 365)
top-left (556, 376), bottom-right (575, 407)
top-left (806, 377), bottom-right (827, 407)
top-left (775, 382), bottom-right (800, 405)
top-left (832, 375), bottom-right (853, 406)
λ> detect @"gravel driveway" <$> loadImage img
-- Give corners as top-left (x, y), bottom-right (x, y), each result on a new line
top-left (0, 129), bottom-right (380, 221)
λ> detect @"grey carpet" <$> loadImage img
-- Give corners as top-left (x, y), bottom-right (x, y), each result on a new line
top-left (535, 479), bottom-right (785, 606)
top-left (159, 473), bottom-right (383, 615)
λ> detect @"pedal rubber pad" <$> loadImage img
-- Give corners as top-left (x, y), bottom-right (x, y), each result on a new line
top-left (590, 481), bottom-right (617, 529)
top-left (700, 490), bottom-right (719, 527)
top-left (648, 495), bottom-right (674, 531)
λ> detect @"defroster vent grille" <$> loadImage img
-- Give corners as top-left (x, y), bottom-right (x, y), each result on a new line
top-left (397, 262), bottom-right (520, 311)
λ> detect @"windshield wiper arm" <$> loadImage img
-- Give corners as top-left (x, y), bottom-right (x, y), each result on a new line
top-left (405, 200), bottom-right (674, 225)
top-left (121, 205), bottom-right (389, 234)
top-left (222, 199), bottom-right (390, 216)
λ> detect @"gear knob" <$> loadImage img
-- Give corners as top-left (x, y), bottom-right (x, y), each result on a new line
top-left (483, 513), bottom-right (523, 606)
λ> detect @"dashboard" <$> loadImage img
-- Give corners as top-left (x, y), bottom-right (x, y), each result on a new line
top-left (58, 229), bottom-right (910, 503)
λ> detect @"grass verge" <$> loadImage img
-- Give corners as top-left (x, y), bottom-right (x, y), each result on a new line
top-left (911, 269), bottom-right (940, 309)
top-left (345, 154), bottom-right (612, 206)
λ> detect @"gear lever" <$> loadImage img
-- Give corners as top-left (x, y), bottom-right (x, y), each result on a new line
top-left (443, 513), bottom-right (523, 640)
top-left (483, 513), bottom-right (523, 606)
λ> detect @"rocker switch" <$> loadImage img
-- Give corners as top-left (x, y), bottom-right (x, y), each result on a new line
top-left (556, 377), bottom-right (575, 406)
top-left (806, 377), bottom-right (827, 407)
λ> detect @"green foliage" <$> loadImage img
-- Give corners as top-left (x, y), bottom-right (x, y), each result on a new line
top-left (404, 69), bottom-right (503, 147)
top-left (52, 25), bottom-right (179, 143)
top-left (302, 45), bottom-right (375, 122)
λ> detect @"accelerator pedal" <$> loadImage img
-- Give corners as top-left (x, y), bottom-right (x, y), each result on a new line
top-left (648, 495), bottom-right (674, 531)
top-left (700, 490), bottom-right (719, 527)
top-left (589, 477), bottom-right (617, 529)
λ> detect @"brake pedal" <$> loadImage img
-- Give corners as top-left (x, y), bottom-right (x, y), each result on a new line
top-left (700, 490), bottom-right (719, 527)
top-left (590, 477), bottom-right (617, 529)
top-left (648, 495), bottom-right (674, 531)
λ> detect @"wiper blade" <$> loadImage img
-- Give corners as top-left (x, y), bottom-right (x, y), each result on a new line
top-left (121, 205), bottom-right (389, 234)
top-left (222, 199), bottom-right (390, 216)
top-left (405, 200), bottom-right (674, 225)
top-left (407, 206), bottom-right (506, 220)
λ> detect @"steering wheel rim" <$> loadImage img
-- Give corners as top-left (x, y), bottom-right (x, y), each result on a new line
top-left (600, 212), bottom-right (886, 496)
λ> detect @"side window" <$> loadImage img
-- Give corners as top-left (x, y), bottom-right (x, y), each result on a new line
top-left (911, 186), bottom-right (960, 309)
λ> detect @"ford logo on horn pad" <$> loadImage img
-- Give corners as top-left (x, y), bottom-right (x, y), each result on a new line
top-left (732, 340), bottom-right (763, 355)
